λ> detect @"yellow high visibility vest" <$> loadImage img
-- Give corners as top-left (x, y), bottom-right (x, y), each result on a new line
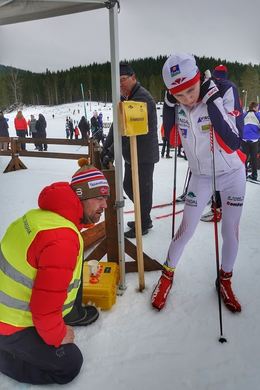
top-left (0, 209), bottom-right (83, 327)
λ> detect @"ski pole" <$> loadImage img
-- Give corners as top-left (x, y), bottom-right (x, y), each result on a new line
top-left (182, 167), bottom-right (191, 195)
top-left (171, 104), bottom-right (179, 238)
top-left (210, 126), bottom-right (227, 344)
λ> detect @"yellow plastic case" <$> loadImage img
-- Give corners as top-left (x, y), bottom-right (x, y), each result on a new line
top-left (82, 261), bottom-right (119, 310)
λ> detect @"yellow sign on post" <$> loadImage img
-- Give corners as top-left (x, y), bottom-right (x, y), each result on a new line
top-left (119, 101), bottom-right (148, 136)
top-left (119, 100), bottom-right (147, 291)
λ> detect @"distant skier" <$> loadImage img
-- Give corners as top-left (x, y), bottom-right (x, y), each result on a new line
top-left (69, 118), bottom-right (74, 140)
top-left (65, 118), bottom-right (70, 139)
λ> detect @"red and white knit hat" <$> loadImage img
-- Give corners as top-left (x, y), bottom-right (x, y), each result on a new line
top-left (70, 158), bottom-right (109, 200)
top-left (162, 53), bottom-right (200, 94)
top-left (213, 64), bottom-right (228, 79)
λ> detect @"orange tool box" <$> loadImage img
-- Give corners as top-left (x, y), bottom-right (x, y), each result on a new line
top-left (82, 261), bottom-right (119, 310)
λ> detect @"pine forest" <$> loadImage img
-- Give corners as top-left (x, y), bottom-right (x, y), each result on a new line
top-left (0, 55), bottom-right (259, 110)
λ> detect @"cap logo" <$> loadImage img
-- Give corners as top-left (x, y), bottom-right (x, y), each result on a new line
top-left (171, 77), bottom-right (187, 86)
top-left (170, 64), bottom-right (180, 77)
top-left (100, 186), bottom-right (109, 195)
top-left (75, 188), bottom-right (83, 196)
top-left (88, 179), bottom-right (109, 189)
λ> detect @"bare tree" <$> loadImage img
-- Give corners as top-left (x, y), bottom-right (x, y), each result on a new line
top-left (7, 68), bottom-right (22, 104)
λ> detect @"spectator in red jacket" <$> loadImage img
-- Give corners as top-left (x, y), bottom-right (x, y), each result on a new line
top-left (74, 125), bottom-right (80, 139)
top-left (14, 110), bottom-right (28, 150)
top-left (160, 124), bottom-right (172, 158)
top-left (0, 158), bottom-right (109, 385)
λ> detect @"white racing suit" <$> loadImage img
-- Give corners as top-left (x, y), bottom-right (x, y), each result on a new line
top-left (163, 78), bottom-right (246, 272)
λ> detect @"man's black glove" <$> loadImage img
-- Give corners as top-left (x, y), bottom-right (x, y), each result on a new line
top-left (102, 155), bottom-right (112, 169)
top-left (100, 146), bottom-right (114, 169)
top-left (200, 76), bottom-right (220, 104)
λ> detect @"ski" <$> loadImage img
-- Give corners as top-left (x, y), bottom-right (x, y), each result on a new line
top-left (124, 202), bottom-right (172, 214)
top-left (246, 178), bottom-right (260, 185)
top-left (155, 209), bottom-right (184, 220)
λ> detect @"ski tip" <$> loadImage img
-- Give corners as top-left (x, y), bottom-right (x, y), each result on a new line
top-left (218, 336), bottom-right (227, 343)
top-left (151, 303), bottom-right (162, 312)
top-left (246, 178), bottom-right (260, 184)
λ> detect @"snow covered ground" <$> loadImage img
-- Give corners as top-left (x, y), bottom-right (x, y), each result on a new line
top-left (0, 102), bottom-right (260, 390)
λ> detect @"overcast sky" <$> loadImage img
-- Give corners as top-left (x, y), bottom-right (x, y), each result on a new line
top-left (0, 0), bottom-right (259, 73)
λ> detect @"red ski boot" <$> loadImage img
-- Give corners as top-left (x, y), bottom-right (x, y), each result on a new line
top-left (216, 269), bottom-right (241, 312)
top-left (151, 267), bottom-right (174, 310)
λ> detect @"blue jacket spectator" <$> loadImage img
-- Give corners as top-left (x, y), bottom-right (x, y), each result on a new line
top-left (242, 101), bottom-right (260, 180)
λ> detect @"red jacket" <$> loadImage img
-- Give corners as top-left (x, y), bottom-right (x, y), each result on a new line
top-left (161, 124), bottom-right (181, 146)
top-left (169, 125), bottom-right (181, 147)
top-left (14, 117), bottom-right (28, 131)
top-left (0, 182), bottom-right (85, 347)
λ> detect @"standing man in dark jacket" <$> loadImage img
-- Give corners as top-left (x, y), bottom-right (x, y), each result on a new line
top-left (35, 113), bottom-right (47, 151)
top-left (102, 63), bottom-right (159, 238)
top-left (78, 116), bottom-right (90, 140)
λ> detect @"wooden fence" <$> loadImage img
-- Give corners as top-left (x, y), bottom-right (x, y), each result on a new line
top-left (0, 136), bottom-right (101, 173)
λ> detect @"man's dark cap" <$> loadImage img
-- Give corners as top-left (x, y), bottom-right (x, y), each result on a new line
top-left (120, 63), bottom-right (135, 76)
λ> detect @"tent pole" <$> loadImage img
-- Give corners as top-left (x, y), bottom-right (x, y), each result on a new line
top-left (109, 2), bottom-right (126, 292)
top-left (80, 83), bottom-right (87, 119)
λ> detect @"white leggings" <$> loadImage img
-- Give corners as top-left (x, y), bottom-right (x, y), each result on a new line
top-left (167, 166), bottom-right (246, 273)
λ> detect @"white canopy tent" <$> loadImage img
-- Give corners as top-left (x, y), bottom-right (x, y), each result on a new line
top-left (0, 0), bottom-right (126, 289)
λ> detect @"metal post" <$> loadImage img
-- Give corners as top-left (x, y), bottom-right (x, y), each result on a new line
top-left (89, 90), bottom-right (92, 113)
top-left (242, 89), bottom-right (247, 111)
top-left (80, 83), bottom-right (87, 119)
top-left (109, 2), bottom-right (126, 292)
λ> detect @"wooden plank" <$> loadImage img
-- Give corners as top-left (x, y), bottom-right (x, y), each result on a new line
top-left (124, 238), bottom-right (163, 272)
top-left (81, 222), bottom-right (106, 250)
top-left (129, 136), bottom-right (145, 290)
top-left (14, 137), bottom-right (89, 146)
top-left (84, 238), bottom-right (108, 262)
top-left (19, 151), bottom-right (88, 160)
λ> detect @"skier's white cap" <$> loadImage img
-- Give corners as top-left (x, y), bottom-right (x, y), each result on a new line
top-left (162, 53), bottom-right (200, 94)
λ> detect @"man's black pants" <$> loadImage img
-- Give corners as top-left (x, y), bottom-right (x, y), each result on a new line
top-left (242, 140), bottom-right (258, 178)
top-left (0, 327), bottom-right (83, 385)
top-left (123, 162), bottom-right (154, 229)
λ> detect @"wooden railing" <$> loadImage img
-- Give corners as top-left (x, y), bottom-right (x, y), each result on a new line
top-left (0, 136), bottom-right (101, 172)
